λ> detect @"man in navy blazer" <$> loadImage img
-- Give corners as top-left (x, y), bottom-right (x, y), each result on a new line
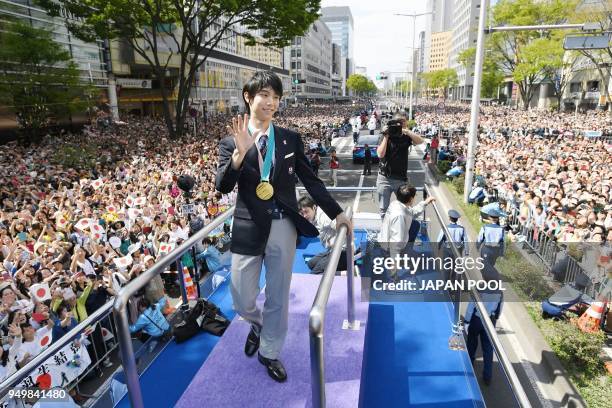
top-left (216, 71), bottom-right (351, 382)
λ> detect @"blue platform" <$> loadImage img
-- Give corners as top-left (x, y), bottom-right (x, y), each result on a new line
top-left (119, 230), bottom-right (484, 408)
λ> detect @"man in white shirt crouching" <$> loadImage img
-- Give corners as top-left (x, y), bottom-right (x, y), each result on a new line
top-left (298, 195), bottom-right (350, 274)
top-left (378, 184), bottom-right (435, 281)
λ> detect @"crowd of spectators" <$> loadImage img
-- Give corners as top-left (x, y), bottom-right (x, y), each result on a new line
top-left (414, 101), bottom-right (612, 245)
top-left (0, 101), bottom-right (360, 389)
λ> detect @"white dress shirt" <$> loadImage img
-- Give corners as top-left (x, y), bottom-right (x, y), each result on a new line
top-left (378, 199), bottom-right (427, 253)
top-left (313, 207), bottom-right (336, 249)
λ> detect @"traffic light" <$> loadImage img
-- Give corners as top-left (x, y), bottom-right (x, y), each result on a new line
top-left (293, 79), bottom-right (306, 84)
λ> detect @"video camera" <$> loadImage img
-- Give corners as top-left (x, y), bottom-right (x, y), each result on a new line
top-left (386, 119), bottom-right (403, 139)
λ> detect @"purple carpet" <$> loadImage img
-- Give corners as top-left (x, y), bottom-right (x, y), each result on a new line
top-left (176, 274), bottom-right (368, 408)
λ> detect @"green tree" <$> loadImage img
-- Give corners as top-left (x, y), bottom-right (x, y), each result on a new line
top-left (346, 74), bottom-right (370, 95)
top-left (423, 69), bottom-right (458, 100)
top-left (490, 0), bottom-right (578, 109)
top-left (366, 79), bottom-right (378, 95)
top-left (38, 0), bottom-right (321, 139)
top-left (457, 47), bottom-right (505, 99)
top-left (0, 21), bottom-right (94, 145)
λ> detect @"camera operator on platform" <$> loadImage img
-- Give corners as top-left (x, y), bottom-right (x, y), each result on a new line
top-left (377, 112), bottom-right (425, 221)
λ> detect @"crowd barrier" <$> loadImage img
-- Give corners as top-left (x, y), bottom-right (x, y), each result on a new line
top-left (0, 210), bottom-right (234, 407)
top-left (0, 302), bottom-right (117, 405)
top-left (506, 208), bottom-right (607, 299)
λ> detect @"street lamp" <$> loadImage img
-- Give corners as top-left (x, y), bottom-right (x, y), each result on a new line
top-left (394, 11), bottom-right (432, 119)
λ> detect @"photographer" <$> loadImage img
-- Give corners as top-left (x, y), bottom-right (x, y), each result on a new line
top-left (377, 113), bottom-right (425, 219)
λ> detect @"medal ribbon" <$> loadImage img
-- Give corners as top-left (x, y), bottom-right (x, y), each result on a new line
top-left (249, 122), bottom-right (275, 182)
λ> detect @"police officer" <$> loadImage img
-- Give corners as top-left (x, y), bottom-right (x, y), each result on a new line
top-left (476, 209), bottom-right (505, 267)
top-left (464, 271), bottom-right (503, 386)
top-left (437, 209), bottom-right (468, 257)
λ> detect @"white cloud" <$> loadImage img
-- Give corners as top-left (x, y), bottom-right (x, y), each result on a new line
top-left (321, 0), bottom-right (430, 81)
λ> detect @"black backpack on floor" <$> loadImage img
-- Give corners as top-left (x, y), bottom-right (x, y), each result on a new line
top-left (172, 299), bottom-right (229, 343)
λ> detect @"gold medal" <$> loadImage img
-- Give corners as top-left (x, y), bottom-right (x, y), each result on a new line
top-left (256, 182), bottom-right (274, 200)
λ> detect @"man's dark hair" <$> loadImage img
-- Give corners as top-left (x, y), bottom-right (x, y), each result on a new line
top-left (242, 71), bottom-right (283, 114)
top-left (298, 195), bottom-right (316, 210)
top-left (395, 184), bottom-right (417, 204)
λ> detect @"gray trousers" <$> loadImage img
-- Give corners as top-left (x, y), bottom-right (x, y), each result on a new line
top-left (230, 218), bottom-right (297, 359)
top-left (377, 173), bottom-right (407, 218)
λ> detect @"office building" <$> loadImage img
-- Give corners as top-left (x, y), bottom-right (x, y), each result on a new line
top-left (0, 0), bottom-right (107, 127)
top-left (430, 0), bottom-right (455, 32)
top-left (289, 20), bottom-right (333, 100)
top-left (321, 6), bottom-right (355, 95)
top-left (429, 31), bottom-right (453, 71)
top-left (448, 0), bottom-right (480, 100)
top-left (331, 43), bottom-right (343, 97)
top-left (417, 31), bottom-right (427, 73)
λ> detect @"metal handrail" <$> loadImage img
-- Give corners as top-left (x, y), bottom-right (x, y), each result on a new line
top-left (296, 186), bottom-right (424, 192)
top-left (424, 185), bottom-right (531, 407)
top-left (0, 301), bottom-right (114, 393)
top-left (113, 207), bottom-right (234, 408)
top-left (309, 206), bottom-right (354, 408)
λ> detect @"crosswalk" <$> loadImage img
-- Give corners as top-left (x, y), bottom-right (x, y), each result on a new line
top-left (331, 135), bottom-right (354, 156)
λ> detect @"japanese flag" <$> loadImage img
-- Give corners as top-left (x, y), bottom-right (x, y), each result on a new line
top-left (56, 217), bottom-right (68, 229)
top-left (135, 197), bottom-right (146, 207)
top-left (91, 223), bottom-right (105, 235)
top-left (92, 178), bottom-right (104, 190)
top-left (158, 243), bottom-right (175, 255)
top-left (30, 283), bottom-right (51, 302)
top-left (113, 254), bottom-right (133, 268)
top-left (126, 196), bottom-right (135, 208)
top-left (39, 331), bottom-right (52, 349)
top-left (74, 218), bottom-right (92, 231)
top-left (128, 208), bottom-right (142, 220)
top-left (101, 327), bottom-right (114, 342)
top-left (107, 205), bottom-right (117, 213)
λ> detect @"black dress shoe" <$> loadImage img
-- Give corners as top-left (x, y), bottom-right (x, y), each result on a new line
top-left (258, 353), bottom-right (287, 382)
top-left (244, 326), bottom-right (260, 357)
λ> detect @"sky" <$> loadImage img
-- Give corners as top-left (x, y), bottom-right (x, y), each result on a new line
top-left (320, 0), bottom-right (430, 82)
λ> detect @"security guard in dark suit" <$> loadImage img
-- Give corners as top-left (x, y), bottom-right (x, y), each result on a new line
top-left (216, 71), bottom-right (351, 383)
top-left (476, 209), bottom-right (505, 267)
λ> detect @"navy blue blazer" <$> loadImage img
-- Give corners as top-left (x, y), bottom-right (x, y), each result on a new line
top-left (215, 124), bottom-right (343, 255)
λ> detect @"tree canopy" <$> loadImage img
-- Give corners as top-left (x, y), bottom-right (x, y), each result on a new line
top-left (422, 69), bottom-right (458, 99)
top-left (347, 74), bottom-right (377, 95)
top-left (490, 0), bottom-right (578, 109)
top-left (38, 0), bottom-right (322, 138)
top-left (457, 47), bottom-right (505, 99)
top-left (0, 21), bottom-right (94, 144)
